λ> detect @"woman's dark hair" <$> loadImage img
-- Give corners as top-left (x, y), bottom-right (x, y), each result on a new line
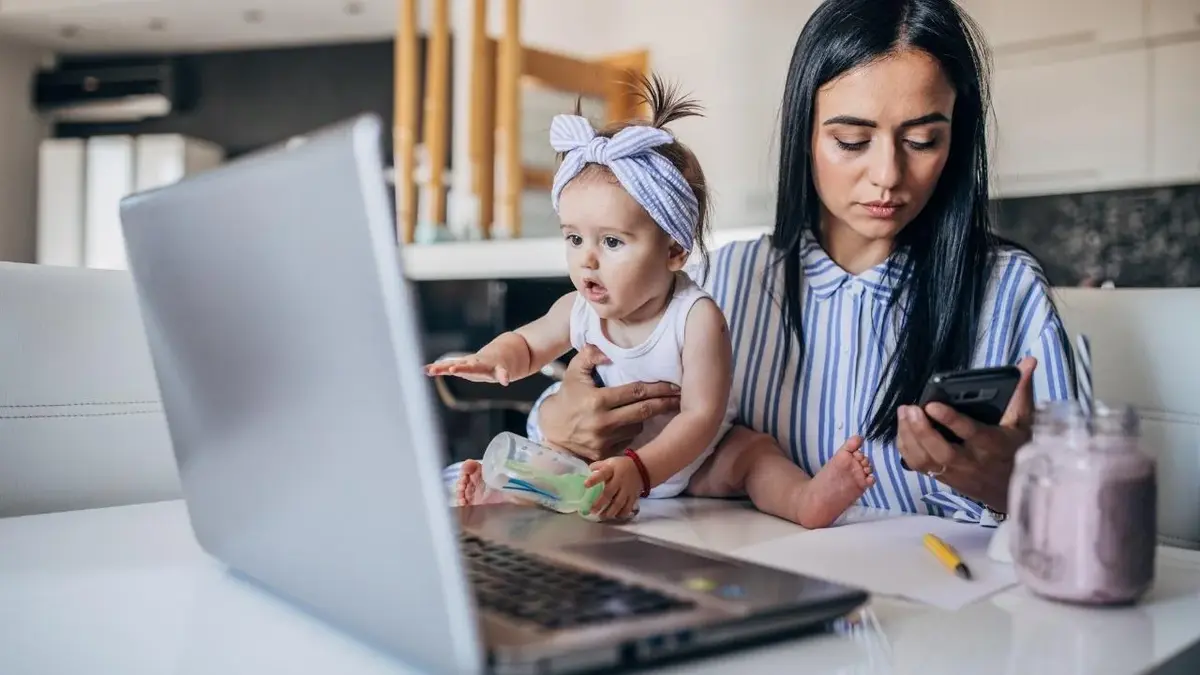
top-left (565, 73), bottom-right (713, 281)
top-left (772, 0), bottom-right (999, 442)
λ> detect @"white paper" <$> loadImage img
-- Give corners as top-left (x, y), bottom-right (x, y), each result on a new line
top-left (732, 512), bottom-right (1016, 610)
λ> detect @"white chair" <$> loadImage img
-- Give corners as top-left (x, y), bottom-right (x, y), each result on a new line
top-left (0, 262), bottom-right (181, 517)
top-left (1054, 287), bottom-right (1200, 549)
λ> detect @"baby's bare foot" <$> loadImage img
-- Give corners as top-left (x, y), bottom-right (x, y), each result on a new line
top-left (793, 438), bottom-right (874, 529)
top-left (454, 460), bottom-right (511, 507)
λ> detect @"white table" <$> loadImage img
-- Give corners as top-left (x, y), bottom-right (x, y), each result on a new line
top-left (3, 499), bottom-right (1200, 675)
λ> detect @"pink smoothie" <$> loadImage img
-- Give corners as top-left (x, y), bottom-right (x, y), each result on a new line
top-left (1010, 425), bottom-right (1157, 605)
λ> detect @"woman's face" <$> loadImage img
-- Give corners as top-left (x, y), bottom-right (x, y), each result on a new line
top-left (810, 48), bottom-right (956, 243)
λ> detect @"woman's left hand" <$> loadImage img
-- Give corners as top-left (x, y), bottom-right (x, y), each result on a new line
top-left (895, 357), bottom-right (1038, 513)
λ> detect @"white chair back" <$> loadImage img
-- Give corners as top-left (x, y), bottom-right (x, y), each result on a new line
top-left (0, 262), bottom-right (181, 517)
top-left (1053, 287), bottom-right (1200, 549)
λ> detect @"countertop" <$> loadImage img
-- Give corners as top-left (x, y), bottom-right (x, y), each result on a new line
top-left (3, 498), bottom-right (1200, 674)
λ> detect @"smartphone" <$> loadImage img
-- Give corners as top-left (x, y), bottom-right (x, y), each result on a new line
top-left (916, 366), bottom-right (1021, 443)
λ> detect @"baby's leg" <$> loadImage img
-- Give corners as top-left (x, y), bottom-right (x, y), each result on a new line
top-left (787, 438), bottom-right (874, 528)
top-left (688, 428), bottom-right (873, 528)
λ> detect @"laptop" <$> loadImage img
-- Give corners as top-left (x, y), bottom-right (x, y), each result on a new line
top-left (118, 113), bottom-right (868, 674)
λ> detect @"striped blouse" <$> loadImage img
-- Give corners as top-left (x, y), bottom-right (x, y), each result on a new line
top-left (525, 229), bottom-right (1076, 524)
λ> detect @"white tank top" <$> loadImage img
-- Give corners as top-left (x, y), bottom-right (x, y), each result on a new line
top-left (568, 272), bottom-right (736, 498)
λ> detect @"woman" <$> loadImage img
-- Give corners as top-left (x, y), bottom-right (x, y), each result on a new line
top-left (525, 0), bottom-right (1075, 524)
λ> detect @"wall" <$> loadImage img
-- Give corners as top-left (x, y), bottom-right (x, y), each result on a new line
top-left (0, 38), bottom-right (51, 263)
top-left (602, 0), bottom-right (822, 232)
top-left (485, 0), bottom-right (625, 59)
top-left (55, 40), bottom-right (398, 159)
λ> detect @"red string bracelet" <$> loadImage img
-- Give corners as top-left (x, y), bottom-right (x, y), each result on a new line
top-left (623, 449), bottom-right (651, 498)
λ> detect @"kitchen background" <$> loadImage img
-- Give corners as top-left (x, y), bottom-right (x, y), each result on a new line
top-left (1, 0), bottom-right (1197, 461)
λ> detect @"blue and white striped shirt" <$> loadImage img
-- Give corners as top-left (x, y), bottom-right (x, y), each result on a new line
top-left (527, 230), bottom-right (1075, 522)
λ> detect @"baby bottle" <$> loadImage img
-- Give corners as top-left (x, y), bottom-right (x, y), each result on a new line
top-left (480, 432), bottom-right (604, 517)
top-left (1008, 400), bottom-right (1157, 605)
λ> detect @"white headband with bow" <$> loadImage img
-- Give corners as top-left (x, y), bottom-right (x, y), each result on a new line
top-left (549, 114), bottom-right (699, 251)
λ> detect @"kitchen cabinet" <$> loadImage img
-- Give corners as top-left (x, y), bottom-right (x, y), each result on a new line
top-left (1152, 41), bottom-right (1200, 184)
top-left (959, 0), bottom-right (1144, 54)
top-left (1147, 0), bottom-right (1200, 39)
top-left (990, 50), bottom-right (1151, 197)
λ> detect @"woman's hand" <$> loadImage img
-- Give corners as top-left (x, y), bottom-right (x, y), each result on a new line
top-left (538, 344), bottom-right (681, 462)
top-left (896, 357), bottom-right (1038, 513)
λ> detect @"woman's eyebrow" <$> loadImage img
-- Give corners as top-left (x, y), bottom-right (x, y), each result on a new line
top-left (823, 115), bottom-right (876, 127)
top-left (898, 112), bottom-right (950, 128)
top-left (822, 112), bottom-right (951, 128)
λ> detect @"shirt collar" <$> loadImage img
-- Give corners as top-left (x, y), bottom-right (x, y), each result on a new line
top-left (800, 229), bottom-right (909, 302)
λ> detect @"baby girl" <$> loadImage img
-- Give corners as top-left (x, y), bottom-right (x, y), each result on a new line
top-left (429, 75), bottom-right (873, 525)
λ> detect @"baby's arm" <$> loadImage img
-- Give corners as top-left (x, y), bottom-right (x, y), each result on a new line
top-left (426, 292), bottom-right (576, 385)
top-left (635, 298), bottom-right (733, 485)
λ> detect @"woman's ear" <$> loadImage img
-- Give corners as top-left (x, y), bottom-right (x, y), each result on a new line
top-left (666, 242), bottom-right (689, 272)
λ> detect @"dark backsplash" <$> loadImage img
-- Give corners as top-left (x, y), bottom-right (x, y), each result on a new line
top-left (993, 183), bottom-right (1200, 288)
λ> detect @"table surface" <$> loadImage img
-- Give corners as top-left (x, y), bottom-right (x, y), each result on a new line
top-left (3, 499), bottom-right (1200, 675)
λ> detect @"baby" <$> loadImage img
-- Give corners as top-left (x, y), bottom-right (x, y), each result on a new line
top-left (429, 75), bottom-right (874, 525)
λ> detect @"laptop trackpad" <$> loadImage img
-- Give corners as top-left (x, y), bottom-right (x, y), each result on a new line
top-left (564, 538), bottom-right (738, 578)
top-left (563, 537), bottom-right (848, 608)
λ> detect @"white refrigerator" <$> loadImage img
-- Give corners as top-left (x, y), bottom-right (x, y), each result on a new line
top-left (36, 133), bottom-right (224, 269)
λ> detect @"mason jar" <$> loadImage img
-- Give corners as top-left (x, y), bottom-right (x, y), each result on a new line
top-left (1008, 400), bottom-right (1157, 605)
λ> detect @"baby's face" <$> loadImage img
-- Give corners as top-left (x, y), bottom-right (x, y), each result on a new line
top-left (558, 177), bottom-right (686, 322)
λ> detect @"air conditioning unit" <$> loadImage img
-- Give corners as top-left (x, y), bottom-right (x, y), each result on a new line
top-left (32, 59), bottom-right (193, 123)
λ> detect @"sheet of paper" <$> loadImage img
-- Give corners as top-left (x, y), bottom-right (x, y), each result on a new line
top-left (731, 512), bottom-right (1017, 611)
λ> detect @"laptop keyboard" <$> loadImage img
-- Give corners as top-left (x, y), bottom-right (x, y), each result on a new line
top-left (460, 534), bottom-right (695, 630)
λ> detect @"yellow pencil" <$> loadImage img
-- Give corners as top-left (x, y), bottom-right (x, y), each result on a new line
top-left (923, 533), bottom-right (972, 580)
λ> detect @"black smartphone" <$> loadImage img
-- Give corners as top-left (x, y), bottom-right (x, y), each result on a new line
top-left (915, 366), bottom-right (1021, 444)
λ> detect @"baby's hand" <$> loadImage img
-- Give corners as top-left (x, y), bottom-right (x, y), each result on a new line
top-left (584, 455), bottom-right (644, 521)
top-left (424, 354), bottom-right (512, 386)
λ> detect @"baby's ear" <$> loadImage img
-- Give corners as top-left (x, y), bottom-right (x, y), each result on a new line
top-left (666, 242), bottom-right (689, 272)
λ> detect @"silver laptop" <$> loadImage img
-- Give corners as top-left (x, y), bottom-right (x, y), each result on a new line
top-left (118, 113), bottom-right (868, 675)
